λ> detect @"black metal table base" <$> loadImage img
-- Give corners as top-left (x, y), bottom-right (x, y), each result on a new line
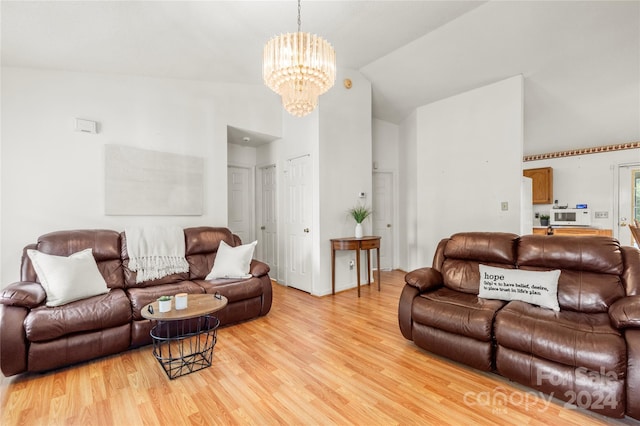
top-left (150, 315), bottom-right (220, 379)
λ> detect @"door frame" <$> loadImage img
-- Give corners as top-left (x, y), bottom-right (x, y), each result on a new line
top-left (613, 161), bottom-right (640, 243)
top-left (227, 163), bottom-right (255, 244)
top-left (372, 170), bottom-right (398, 270)
top-left (256, 163), bottom-right (278, 280)
top-left (284, 154), bottom-right (313, 292)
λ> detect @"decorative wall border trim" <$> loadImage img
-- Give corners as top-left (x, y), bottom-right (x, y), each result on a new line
top-left (523, 141), bottom-right (640, 162)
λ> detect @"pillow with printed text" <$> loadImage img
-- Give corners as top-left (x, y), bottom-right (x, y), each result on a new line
top-left (478, 264), bottom-right (560, 311)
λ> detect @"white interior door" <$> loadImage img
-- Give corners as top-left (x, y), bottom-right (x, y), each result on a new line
top-left (373, 171), bottom-right (394, 270)
top-left (285, 155), bottom-right (312, 292)
top-left (227, 166), bottom-right (253, 243)
top-left (617, 163), bottom-right (640, 246)
top-left (258, 165), bottom-right (278, 277)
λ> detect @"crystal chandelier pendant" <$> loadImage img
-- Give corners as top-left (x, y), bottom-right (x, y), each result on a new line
top-left (262, 2), bottom-right (336, 117)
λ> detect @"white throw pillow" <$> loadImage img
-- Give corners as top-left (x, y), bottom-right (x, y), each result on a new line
top-left (478, 264), bottom-right (561, 311)
top-left (206, 240), bottom-right (257, 280)
top-left (27, 248), bottom-right (109, 307)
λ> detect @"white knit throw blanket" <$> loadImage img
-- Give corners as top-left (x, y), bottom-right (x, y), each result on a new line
top-left (125, 226), bottom-right (189, 283)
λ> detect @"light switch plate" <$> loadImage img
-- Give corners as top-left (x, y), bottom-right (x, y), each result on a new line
top-left (75, 118), bottom-right (97, 134)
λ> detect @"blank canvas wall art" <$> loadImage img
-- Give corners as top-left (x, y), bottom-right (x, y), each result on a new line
top-left (105, 144), bottom-right (204, 216)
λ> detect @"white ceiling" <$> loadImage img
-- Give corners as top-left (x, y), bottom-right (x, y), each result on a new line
top-left (2, 1), bottom-right (639, 155)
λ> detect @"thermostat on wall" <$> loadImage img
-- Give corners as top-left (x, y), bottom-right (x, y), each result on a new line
top-left (75, 118), bottom-right (97, 134)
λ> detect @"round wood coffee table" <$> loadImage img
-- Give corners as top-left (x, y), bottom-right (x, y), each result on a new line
top-left (142, 293), bottom-right (228, 379)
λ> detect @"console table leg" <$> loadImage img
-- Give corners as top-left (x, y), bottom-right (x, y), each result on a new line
top-left (331, 248), bottom-right (336, 295)
top-left (366, 249), bottom-right (371, 285)
top-left (376, 247), bottom-right (381, 291)
top-left (356, 248), bottom-right (361, 297)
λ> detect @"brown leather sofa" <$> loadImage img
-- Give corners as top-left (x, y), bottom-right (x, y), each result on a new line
top-left (0, 226), bottom-right (272, 376)
top-left (399, 232), bottom-right (640, 420)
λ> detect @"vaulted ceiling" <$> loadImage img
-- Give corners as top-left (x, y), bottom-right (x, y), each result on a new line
top-left (2, 1), bottom-right (638, 155)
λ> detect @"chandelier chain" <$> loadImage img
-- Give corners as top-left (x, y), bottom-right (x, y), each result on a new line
top-left (297, 0), bottom-right (301, 32)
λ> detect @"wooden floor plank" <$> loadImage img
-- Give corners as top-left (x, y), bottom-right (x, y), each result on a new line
top-left (1, 270), bottom-right (637, 425)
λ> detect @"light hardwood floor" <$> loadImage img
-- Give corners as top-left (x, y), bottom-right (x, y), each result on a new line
top-left (1, 270), bottom-right (637, 425)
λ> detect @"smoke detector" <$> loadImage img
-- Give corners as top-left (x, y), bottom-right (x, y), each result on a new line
top-left (242, 136), bottom-right (251, 143)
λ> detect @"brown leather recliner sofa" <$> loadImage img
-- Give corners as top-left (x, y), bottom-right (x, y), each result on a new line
top-left (0, 226), bottom-right (272, 377)
top-left (399, 232), bottom-right (640, 420)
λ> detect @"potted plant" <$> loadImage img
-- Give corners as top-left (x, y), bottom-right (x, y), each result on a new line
top-left (539, 214), bottom-right (550, 226)
top-left (158, 295), bottom-right (172, 313)
top-left (349, 204), bottom-right (372, 238)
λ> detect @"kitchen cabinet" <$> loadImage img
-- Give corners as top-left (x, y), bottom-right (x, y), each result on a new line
top-left (532, 227), bottom-right (612, 237)
top-left (523, 167), bottom-right (553, 204)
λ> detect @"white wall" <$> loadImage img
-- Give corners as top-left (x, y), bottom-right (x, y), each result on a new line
top-left (372, 118), bottom-right (401, 269)
top-left (228, 143), bottom-right (257, 167)
top-left (1, 66), bottom-right (281, 285)
top-left (525, 148), bottom-right (640, 233)
top-left (411, 75), bottom-right (524, 268)
top-left (398, 112), bottom-right (418, 271)
top-left (373, 119), bottom-right (399, 171)
top-left (317, 69), bottom-right (372, 295)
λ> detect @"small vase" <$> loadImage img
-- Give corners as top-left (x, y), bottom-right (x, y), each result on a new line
top-left (355, 223), bottom-right (363, 238)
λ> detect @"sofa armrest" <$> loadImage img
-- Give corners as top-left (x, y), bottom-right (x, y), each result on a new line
top-left (609, 295), bottom-right (640, 329)
top-left (0, 281), bottom-right (46, 308)
top-left (398, 285), bottom-right (419, 340)
top-left (250, 259), bottom-right (270, 277)
top-left (404, 267), bottom-right (443, 293)
top-left (0, 304), bottom-right (29, 376)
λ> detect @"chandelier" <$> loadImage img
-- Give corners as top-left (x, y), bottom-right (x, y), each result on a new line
top-left (263, 0), bottom-right (336, 117)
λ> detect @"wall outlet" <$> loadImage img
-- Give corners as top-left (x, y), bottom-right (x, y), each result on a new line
top-left (534, 212), bottom-right (540, 219)
top-left (349, 260), bottom-right (355, 270)
top-left (594, 211), bottom-right (608, 219)
top-left (501, 202), bottom-right (509, 211)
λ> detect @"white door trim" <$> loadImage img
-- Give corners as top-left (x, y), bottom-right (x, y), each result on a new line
top-left (373, 169), bottom-right (399, 270)
top-left (257, 163), bottom-right (278, 280)
top-left (227, 164), bottom-right (255, 243)
top-left (613, 161), bottom-right (640, 243)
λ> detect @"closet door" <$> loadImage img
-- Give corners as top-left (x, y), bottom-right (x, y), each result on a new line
top-left (285, 155), bottom-right (312, 293)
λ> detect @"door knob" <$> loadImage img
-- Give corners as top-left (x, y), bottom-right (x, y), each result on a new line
top-left (303, 228), bottom-right (310, 233)
top-left (620, 217), bottom-right (628, 227)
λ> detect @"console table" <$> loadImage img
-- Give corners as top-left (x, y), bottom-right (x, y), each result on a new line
top-left (330, 236), bottom-right (381, 297)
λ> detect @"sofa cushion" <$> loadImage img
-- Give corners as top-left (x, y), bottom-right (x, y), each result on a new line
top-left (412, 287), bottom-right (507, 342)
top-left (494, 301), bottom-right (627, 376)
top-left (24, 289), bottom-right (131, 342)
top-left (518, 236), bottom-right (626, 313)
top-left (120, 232), bottom-right (189, 288)
top-left (185, 227), bottom-right (237, 280)
top-left (127, 281), bottom-right (204, 320)
top-left (518, 235), bottom-right (624, 275)
top-left (27, 248), bottom-right (109, 307)
top-left (478, 264), bottom-right (560, 311)
top-left (441, 233), bottom-right (519, 294)
top-left (554, 268), bottom-right (624, 312)
top-left (195, 277), bottom-right (265, 303)
top-left (26, 230), bottom-right (124, 289)
top-left (444, 232), bottom-right (519, 264)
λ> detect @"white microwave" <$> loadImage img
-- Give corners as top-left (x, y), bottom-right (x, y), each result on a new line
top-left (550, 208), bottom-right (591, 226)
